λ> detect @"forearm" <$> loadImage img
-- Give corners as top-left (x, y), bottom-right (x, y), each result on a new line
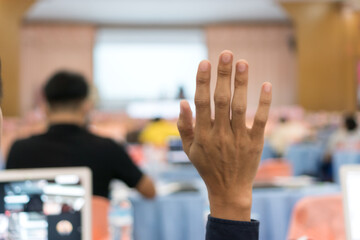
top-left (135, 175), bottom-right (156, 199)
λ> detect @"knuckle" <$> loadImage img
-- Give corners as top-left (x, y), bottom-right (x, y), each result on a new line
top-left (179, 126), bottom-right (193, 137)
top-left (195, 98), bottom-right (209, 108)
top-left (235, 135), bottom-right (249, 148)
top-left (197, 77), bottom-right (208, 85)
top-left (214, 95), bottom-right (230, 108)
top-left (215, 131), bottom-right (231, 146)
top-left (232, 105), bottom-right (246, 115)
top-left (177, 120), bottom-right (191, 131)
top-left (235, 77), bottom-right (247, 87)
top-left (260, 98), bottom-right (271, 106)
top-left (177, 121), bottom-right (186, 132)
top-left (255, 118), bottom-right (267, 128)
top-left (217, 68), bottom-right (231, 77)
top-left (197, 134), bottom-right (208, 144)
top-left (217, 139), bottom-right (226, 149)
top-left (215, 136), bottom-right (226, 148)
top-left (237, 141), bottom-right (247, 150)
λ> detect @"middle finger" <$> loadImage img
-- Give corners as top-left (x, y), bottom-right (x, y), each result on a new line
top-left (214, 50), bottom-right (233, 132)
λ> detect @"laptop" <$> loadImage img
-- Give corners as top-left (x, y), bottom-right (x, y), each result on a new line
top-left (341, 165), bottom-right (360, 240)
top-left (0, 167), bottom-right (92, 240)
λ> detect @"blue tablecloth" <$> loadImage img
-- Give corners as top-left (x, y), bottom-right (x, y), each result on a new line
top-left (332, 151), bottom-right (360, 183)
top-left (158, 165), bottom-right (200, 181)
top-left (252, 184), bottom-right (339, 240)
top-left (129, 183), bottom-right (338, 240)
top-left (130, 193), bottom-right (206, 240)
top-left (261, 141), bottom-right (277, 161)
top-left (285, 143), bottom-right (324, 176)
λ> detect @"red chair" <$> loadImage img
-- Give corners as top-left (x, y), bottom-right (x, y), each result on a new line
top-left (92, 196), bottom-right (110, 240)
top-left (287, 194), bottom-right (345, 240)
top-left (255, 158), bottom-right (292, 181)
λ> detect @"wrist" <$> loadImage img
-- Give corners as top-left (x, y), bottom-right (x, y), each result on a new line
top-left (208, 188), bottom-right (253, 221)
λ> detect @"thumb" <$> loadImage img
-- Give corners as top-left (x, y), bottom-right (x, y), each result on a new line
top-left (177, 100), bottom-right (194, 154)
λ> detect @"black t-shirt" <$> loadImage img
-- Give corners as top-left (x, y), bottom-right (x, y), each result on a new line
top-left (6, 124), bottom-right (143, 198)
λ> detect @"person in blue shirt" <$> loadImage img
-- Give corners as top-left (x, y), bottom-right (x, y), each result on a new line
top-left (178, 50), bottom-right (272, 239)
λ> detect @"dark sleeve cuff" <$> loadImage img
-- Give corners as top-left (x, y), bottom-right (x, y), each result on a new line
top-left (206, 215), bottom-right (259, 240)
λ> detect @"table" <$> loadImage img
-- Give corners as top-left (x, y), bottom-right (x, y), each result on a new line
top-left (285, 143), bottom-right (323, 176)
top-left (128, 183), bottom-right (338, 240)
top-left (130, 192), bottom-right (206, 240)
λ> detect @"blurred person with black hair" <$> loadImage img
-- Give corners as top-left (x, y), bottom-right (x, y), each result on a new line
top-left (326, 114), bottom-right (360, 154)
top-left (6, 71), bottom-right (156, 199)
top-left (345, 114), bottom-right (358, 131)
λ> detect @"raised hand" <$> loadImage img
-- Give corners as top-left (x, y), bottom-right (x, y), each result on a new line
top-left (177, 50), bottom-right (272, 221)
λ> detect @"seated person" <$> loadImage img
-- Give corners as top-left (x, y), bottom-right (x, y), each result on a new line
top-left (268, 116), bottom-right (310, 157)
top-left (326, 114), bottom-right (360, 153)
top-left (6, 71), bottom-right (155, 199)
top-left (321, 114), bottom-right (360, 181)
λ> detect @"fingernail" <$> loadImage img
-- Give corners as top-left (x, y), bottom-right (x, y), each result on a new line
top-left (199, 61), bottom-right (209, 72)
top-left (264, 83), bottom-right (272, 93)
top-left (221, 53), bottom-right (231, 63)
top-left (237, 63), bottom-right (247, 73)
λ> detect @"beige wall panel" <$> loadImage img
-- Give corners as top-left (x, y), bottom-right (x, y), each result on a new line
top-left (20, 24), bottom-right (95, 115)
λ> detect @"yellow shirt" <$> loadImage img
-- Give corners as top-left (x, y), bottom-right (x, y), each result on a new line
top-left (139, 120), bottom-right (180, 146)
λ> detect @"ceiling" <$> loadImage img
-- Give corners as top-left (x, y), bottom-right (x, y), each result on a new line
top-left (25, 0), bottom-right (290, 26)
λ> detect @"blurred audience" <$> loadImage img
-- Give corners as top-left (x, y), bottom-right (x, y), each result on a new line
top-left (6, 71), bottom-right (156, 199)
top-left (326, 114), bottom-right (360, 154)
top-left (268, 116), bottom-right (311, 157)
top-left (321, 114), bottom-right (360, 181)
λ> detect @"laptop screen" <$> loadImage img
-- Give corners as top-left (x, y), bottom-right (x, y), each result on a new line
top-left (0, 173), bottom-right (87, 240)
